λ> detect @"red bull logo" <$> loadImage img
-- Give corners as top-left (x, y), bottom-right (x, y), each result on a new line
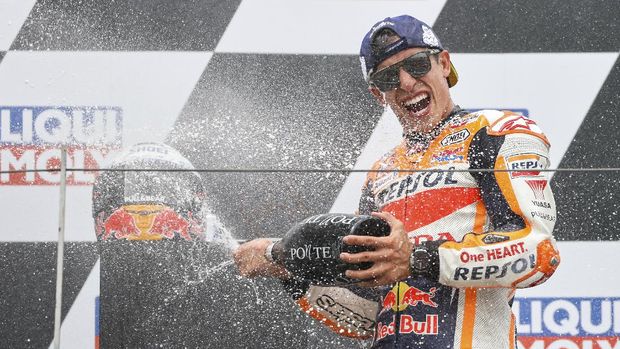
top-left (376, 314), bottom-right (439, 340)
top-left (96, 204), bottom-right (203, 240)
top-left (380, 282), bottom-right (438, 315)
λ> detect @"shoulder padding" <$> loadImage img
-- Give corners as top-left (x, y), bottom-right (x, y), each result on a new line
top-left (467, 109), bottom-right (506, 125)
top-left (365, 142), bottom-right (404, 182)
top-left (484, 111), bottom-right (550, 145)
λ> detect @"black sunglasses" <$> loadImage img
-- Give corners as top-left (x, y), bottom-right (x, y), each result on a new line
top-left (369, 49), bottom-right (441, 92)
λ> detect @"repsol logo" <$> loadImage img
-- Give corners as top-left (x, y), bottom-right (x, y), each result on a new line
top-left (510, 160), bottom-right (543, 170)
top-left (376, 168), bottom-right (458, 206)
top-left (453, 254), bottom-right (536, 281)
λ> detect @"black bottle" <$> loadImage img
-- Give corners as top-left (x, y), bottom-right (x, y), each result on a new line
top-left (271, 213), bottom-right (391, 285)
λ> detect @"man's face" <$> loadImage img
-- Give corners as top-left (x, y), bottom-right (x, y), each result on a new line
top-left (370, 47), bottom-right (454, 134)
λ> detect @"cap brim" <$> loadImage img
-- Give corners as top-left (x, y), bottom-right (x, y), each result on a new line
top-left (447, 62), bottom-right (458, 88)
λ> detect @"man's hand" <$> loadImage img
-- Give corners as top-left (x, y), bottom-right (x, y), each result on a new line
top-left (233, 238), bottom-right (290, 279)
top-left (339, 212), bottom-right (412, 287)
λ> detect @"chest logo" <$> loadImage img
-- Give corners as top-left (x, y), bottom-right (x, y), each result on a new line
top-left (431, 146), bottom-right (465, 163)
top-left (440, 129), bottom-right (470, 146)
top-left (375, 169), bottom-right (458, 206)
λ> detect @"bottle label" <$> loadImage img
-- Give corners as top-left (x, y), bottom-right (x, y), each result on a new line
top-left (289, 244), bottom-right (334, 260)
top-left (302, 214), bottom-right (360, 226)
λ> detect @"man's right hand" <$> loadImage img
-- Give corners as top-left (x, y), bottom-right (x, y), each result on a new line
top-left (233, 238), bottom-right (290, 279)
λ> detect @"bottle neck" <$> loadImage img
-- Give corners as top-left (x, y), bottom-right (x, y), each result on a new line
top-left (269, 240), bottom-right (285, 265)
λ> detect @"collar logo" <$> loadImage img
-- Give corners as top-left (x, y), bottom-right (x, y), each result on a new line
top-left (440, 129), bottom-right (470, 146)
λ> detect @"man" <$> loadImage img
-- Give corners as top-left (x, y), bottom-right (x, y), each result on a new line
top-left (94, 142), bottom-right (309, 348)
top-left (234, 15), bottom-right (560, 349)
top-left (93, 142), bottom-right (237, 347)
top-left (93, 142), bottom-right (232, 243)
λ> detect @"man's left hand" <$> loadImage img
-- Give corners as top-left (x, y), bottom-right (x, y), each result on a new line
top-left (339, 211), bottom-right (412, 287)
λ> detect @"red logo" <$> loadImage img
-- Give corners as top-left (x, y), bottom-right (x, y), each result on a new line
top-left (96, 205), bottom-right (201, 241)
top-left (380, 282), bottom-right (438, 315)
top-left (402, 286), bottom-right (438, 307)
top-left (526, 179), bottom-right (548, 200)
top-left (98, 209), bottom-right (139, 240)
top-left (497, 115), bottom-right (539, 133)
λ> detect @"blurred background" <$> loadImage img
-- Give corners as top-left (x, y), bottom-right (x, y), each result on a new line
top-left (0, 0), bottom-right (618, 348)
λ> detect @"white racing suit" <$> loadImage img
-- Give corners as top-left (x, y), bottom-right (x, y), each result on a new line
top-left (288, 109), bottom-right (561, 349)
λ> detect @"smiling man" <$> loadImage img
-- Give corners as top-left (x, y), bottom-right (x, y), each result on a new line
top-left (234, 15), bottom-right (561, 349)
top-left (362, 30), bottom-right (457, 135)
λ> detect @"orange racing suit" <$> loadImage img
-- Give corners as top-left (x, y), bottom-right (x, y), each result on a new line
top-left (288, 108), bottom-right (561, 349)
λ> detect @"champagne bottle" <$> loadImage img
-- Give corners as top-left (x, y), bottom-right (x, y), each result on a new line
top-left (270, 213), bottom-right (391, 285)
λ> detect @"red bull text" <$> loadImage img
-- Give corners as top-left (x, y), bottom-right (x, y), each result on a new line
top-left (376, 314), bottom-right (439, 340)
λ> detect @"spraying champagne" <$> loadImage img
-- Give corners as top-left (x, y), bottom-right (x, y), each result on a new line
top-left (266, 213), bottom-right (391, 285)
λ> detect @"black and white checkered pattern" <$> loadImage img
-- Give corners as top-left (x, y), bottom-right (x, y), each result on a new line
top-left (0, 0), bottom-right (618, 347)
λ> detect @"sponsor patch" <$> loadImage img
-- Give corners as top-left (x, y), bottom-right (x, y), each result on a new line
top-left (491, 114), bottom-right (542, 133)
top-left (376, 314), bottom-right (438, 340)
top-left (526, 179), bottom-right (548, 200)
top-left (530, 211), bottom-right (556, 222)
top-left (449, 116), bottom-right (477, 128)
top-left (448, 117), bottom-right (468, 128)
top-left (505, 153), bottom-right (549, 178)
top-left (482, 234), bottom-right (510, 244)
top-left (316, 295), bottom-right (375, 332)
top-left (410, 232), bottom-right (456, 246)
top-left (373, 170), bottom-right (399, 189)
top-left (440, 129), bottom-right (470, 146)
top-left (375, 169), bottom-right (459, 206)
top-left (430, 146), bottom-right (465, 163)
top-left (531, 200), bottom-right (551, 209)
top-left (453, 254), bottom-right (536, 281)
top-left (459, 241), bottom-right (527, 264)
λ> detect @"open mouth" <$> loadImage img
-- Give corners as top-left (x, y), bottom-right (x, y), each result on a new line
top-left (403, 93), bottom-right (431, 115)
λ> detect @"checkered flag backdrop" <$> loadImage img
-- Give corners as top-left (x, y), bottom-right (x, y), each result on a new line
top-left (0, 0), bottom-right (618, 348)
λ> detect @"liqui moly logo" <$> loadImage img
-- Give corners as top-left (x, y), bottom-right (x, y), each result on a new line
top-left (514, 297), bottom-right (620, 349)
top-left (0, 106), bottom-right (122, 185)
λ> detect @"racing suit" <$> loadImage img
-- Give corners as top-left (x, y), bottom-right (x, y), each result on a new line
top-left (287, 108), bottom-right (561, 349)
